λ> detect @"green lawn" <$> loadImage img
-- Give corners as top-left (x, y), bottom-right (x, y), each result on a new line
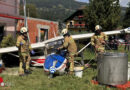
top-left (0, 45), bottom-right (129, 90)
top-left (0, 67), bottom-right (117, 90)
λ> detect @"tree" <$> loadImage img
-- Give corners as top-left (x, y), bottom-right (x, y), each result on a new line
top-left (123, 2), bottom-right (130, 28)
top-left (84, 0), bottom-right (121, 31)
top-left (20, 4), bottom-right (39, 18)
top-left (0, 34), bottom-right (16, 48)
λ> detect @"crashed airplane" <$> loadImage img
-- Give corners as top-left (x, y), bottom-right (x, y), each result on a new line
top-left (0, 27), bottom-right (129, 66)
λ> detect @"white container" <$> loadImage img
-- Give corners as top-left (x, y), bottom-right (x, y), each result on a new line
top-left (74, 67), bottom-right (84, 78)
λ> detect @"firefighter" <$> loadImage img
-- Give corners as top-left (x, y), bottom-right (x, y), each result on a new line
top-left (58, 28), bottom-right (77, 74)
top-left (16, 27), bottom-right (35, 76)
top-left (91, 25), bottom-right (108, 53)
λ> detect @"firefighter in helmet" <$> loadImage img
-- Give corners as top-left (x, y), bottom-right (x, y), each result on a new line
top-left (58, 28), bottom-right (77, 74)
top-left (16, 27), bottom-right (35, 76)
top-left (91, 25), bottom-right (108, 53)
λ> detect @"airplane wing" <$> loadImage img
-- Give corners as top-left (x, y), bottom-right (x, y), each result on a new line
top-left (0, 29), bottom-right (125, 54)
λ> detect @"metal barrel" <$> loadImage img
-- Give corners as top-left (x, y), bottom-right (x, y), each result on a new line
top-left (97, 52), bottom-right (128, 85)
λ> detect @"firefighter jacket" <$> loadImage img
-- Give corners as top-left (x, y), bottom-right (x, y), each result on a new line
top-left (60, 36), bottom-right (77, 54)
top-left (16, 35), bottom-right (32, 55)
top-left (91, 32), bottom-right (108, 52)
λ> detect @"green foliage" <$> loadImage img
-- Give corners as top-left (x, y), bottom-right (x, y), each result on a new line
top-left (84, 0), bottom-right (121, 31)
top-left (0, 66), bottom-right (117, 90)
top-left (123, 2), bottom-right (130, 28)
top-left (20, 4), bottom-right (39, 18)
top-left (0, 34), bottom-right (16, 48)
top-left (69, 30), bottom-right (91, 35)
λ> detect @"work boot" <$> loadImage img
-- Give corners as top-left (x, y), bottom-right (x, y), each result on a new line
top-left (19, 71), bottom-right (25, 76)
top-left (25, 70), bottom-right (32, 74)
top-left (29, 68), bottom-right (33, 71)
top-left (68, 71), bottom-right (74, 75)
top-left (19, 74), bottom-right (25, 77)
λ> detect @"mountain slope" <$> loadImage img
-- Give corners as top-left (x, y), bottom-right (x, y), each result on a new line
top-left (27, 0), bottom-right (86, 21)
top-left (26, 0), bottom-right (126, 22)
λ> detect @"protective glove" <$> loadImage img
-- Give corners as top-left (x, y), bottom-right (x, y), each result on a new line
top-left (20, 42), bottom-right (23, 45)
top-left (57, 47), bottom-right (61, 50)
top-left (31, 50), bottom-right (35, 55)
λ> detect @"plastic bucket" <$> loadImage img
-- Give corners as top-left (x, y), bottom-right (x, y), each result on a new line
top-left (74, 66), bottom-right (84, 78)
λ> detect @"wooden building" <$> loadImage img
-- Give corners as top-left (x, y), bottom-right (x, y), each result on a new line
top-left (64, 7), bottom-right (87, 32)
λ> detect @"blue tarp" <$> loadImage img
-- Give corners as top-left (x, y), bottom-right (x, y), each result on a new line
top-left (44, 54), bottom-right (66, 71)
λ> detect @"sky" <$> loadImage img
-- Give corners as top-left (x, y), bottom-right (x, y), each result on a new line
top-left (76, 0), bottom-right (129, 7)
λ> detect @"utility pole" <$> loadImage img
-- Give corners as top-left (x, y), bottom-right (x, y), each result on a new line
top-left (28, 8), bottom-right (30, 17)
top-left (23, 0), bottom-right (30, 42)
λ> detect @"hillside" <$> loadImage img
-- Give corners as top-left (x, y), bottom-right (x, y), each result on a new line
top-left (25, 0), bottom-right (127, 22)
top-left (26, 0), bottom-right (86, 21)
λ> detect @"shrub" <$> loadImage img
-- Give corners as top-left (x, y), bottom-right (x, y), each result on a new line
top-left (0, 34), bottom-right (16, 48)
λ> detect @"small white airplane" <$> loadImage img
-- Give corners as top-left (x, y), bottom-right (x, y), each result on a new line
top-left (0, 27), bottom-right (130, 66)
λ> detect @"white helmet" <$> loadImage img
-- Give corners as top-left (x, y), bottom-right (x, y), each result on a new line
top-left (61, 28), bottom-right (68, 35)
top-left (95, 25), bottom-right (102, 31)
top-left (20, 27), bottom-right (27, 33)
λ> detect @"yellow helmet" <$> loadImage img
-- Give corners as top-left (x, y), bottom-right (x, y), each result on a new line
top-left (95, 25), bottom-right (102, 31)
top-left (61, 28), bottom-right (68, 35)
top-left (20, 27), bottom-right (27, 34)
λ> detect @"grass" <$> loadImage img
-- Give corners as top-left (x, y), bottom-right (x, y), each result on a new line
top-left (0, 67), bottom-right (117, 90)
top-left (0, 45), bottom-right (129, 90)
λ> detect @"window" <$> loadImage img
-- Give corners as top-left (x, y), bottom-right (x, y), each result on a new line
top-left (40, 28), bottom-right (48, 42)
top-left (0, 26), bottom-right (4, 42)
